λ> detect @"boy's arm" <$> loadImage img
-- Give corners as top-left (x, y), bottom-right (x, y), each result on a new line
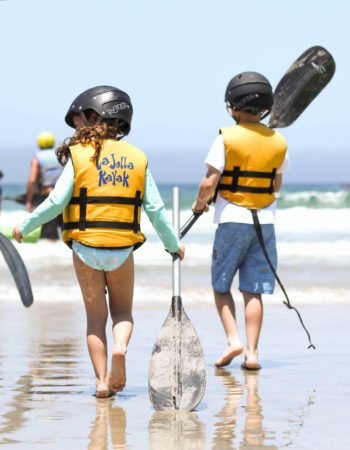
top-left (275, 149), bottom-right (290, 192)
top-left (274, 173), bottom-right (283, 192)
top-left (192, 165), bottom-right (221, 212)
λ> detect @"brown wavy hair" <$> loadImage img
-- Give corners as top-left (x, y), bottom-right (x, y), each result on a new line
top-left (56, 116), bottom-right (126, 166)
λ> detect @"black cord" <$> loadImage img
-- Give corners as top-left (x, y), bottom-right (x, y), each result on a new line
top-left (250, 209), bottom-right (315, 349)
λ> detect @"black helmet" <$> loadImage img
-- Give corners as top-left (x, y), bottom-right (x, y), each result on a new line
top-left (65, 85), bottom-right (133, 135)
top-left (225, 72), bottom-right (273, 114)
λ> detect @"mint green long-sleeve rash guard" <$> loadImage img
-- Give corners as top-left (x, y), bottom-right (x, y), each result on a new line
top-left (20, 159), bottom-right (180, 253)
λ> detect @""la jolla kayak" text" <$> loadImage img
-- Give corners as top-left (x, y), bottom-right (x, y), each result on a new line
top-left (96, 154), bottom-right (134, 188)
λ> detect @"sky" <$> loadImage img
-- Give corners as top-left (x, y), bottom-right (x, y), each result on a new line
top-left (0, 0), bottom-right (348, 184)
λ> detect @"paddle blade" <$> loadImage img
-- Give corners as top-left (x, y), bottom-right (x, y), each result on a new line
top-left (148, 297), bottom-right (206, 411)
top-left (149, 411), bottom-right (206, 448)
top-left (269, 46), bottom-right (336, 128)
top-left (0, 233), bottom-right (33, 307)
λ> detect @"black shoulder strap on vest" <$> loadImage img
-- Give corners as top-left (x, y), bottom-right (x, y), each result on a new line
top-left (63, 187), bottom-right (142, 233)
top-left (219, 166), bottom-right (276, 194)
top-left (250, 209), bottom-right (316, 350)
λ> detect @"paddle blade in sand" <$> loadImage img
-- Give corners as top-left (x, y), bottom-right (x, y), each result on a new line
top-left (148, 187), bottom-right (206, 411)
top-left (269, 45), bottom-right (335, 128)
top-left (148, 296), bottom-right (206, 411)
top-left (0, 233), bottom-right (33, 307)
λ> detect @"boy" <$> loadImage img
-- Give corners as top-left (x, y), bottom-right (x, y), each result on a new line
top-left (192, 72), bottom-right (289, 370)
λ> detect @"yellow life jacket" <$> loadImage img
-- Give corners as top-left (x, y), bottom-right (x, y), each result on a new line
top-left (218, 122), bottom-right (287, 209)
top-left (62, 139), bottom-right (147, 249)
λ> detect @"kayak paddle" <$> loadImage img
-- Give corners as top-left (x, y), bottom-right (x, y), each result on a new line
top-left (148, 187), bottom-right (206, 411)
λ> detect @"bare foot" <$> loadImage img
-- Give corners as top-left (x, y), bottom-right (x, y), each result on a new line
top-left (95, 380), bottom-right (114, 399)
top-left (241, 351), bottom-right (261, 370)
top-left (215, 344), bottom-right (244, 367)
top-left (108, 348), bottom-right (126, 393)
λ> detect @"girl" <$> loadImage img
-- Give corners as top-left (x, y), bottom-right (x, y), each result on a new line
top-left (13, 85), bottom-right (185, 398)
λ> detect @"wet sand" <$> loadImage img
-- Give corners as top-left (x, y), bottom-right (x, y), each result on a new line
top-left (0, 299), bottom-right (349, 449)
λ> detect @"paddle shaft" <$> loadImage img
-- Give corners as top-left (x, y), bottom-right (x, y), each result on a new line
top-left (172, 187), bottom-right (181, 297)
top-left (148, 186), bottom-right (206, 411)
top-left (172, 187), bottom-right (182, 409)
top-left (180, 199), bottom-right (212, 239)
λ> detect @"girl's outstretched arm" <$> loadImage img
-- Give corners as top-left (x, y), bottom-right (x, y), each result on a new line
top-left (142, 169), bottom-right (184, 259)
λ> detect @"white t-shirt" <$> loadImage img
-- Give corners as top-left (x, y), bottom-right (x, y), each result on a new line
top-left (205, 133), bottom-right (290, 225)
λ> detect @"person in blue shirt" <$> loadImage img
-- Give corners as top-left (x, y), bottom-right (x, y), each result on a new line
top-left (13, 86), bottom-right (185, 398)
top-left (0, 170), bottom-right (3, 212)
top-left (26, 131), bottom-right (63, 239)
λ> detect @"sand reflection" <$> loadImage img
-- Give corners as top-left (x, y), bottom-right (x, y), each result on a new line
top-left (30, 341), bottom-right (83, 395)
top-left (149, 410), bottom-right (206, 450)
top-left (0, 373), bottom-right (34, 441)
top-left (213, 368), bottom-right (244, 449)
top-left (239, 371), bottom-right (278, 449)
top-left (88, 400), bottom-right (127, 450)
top-left (213, 368), bottom-right (278, 449)
top-left (0, 339), bottom-right (82, 444)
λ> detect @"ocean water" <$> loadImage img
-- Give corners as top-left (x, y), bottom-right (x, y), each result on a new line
top-left (0, 183), bottom-right (349, 305)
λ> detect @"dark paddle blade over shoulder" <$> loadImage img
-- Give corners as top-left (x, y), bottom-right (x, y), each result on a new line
top-left (179, 46), bottom-right (336, 240)
top-left (269, 46), bottom-right (336, 128)
top-left (0, 233), bottom-right (33, 307)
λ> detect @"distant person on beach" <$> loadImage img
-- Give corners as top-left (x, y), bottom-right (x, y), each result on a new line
top-left (26, 131), bottom-right (63, 239)
top-left (0, 170), bottom-right (3, 211)
top-left (192, 72), bottom-right (290, 370)
top-left (13, 85), bottom-right (185, 398)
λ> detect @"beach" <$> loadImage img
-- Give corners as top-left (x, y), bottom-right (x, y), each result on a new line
top-left (0, 299), bottom-right (349, 449)
top-left (0, 182), bottom-right (350, 449)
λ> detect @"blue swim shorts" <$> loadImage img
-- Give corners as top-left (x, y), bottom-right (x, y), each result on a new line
top-left (211, 222), bottom-right (277, 295)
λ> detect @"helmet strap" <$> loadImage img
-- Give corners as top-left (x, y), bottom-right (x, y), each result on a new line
top-left (226, 104), bottom-right (240, 123)
top-left (79, 111), bottom-right (90, 127)
top-left (260, 110), bottom-right (270, 121)
top-left (228, 107), bottom-right (270, 124)
top-left (232, 114), bottom-right (240, 124)
top-left (80, 111), bottom-right (102, 127)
